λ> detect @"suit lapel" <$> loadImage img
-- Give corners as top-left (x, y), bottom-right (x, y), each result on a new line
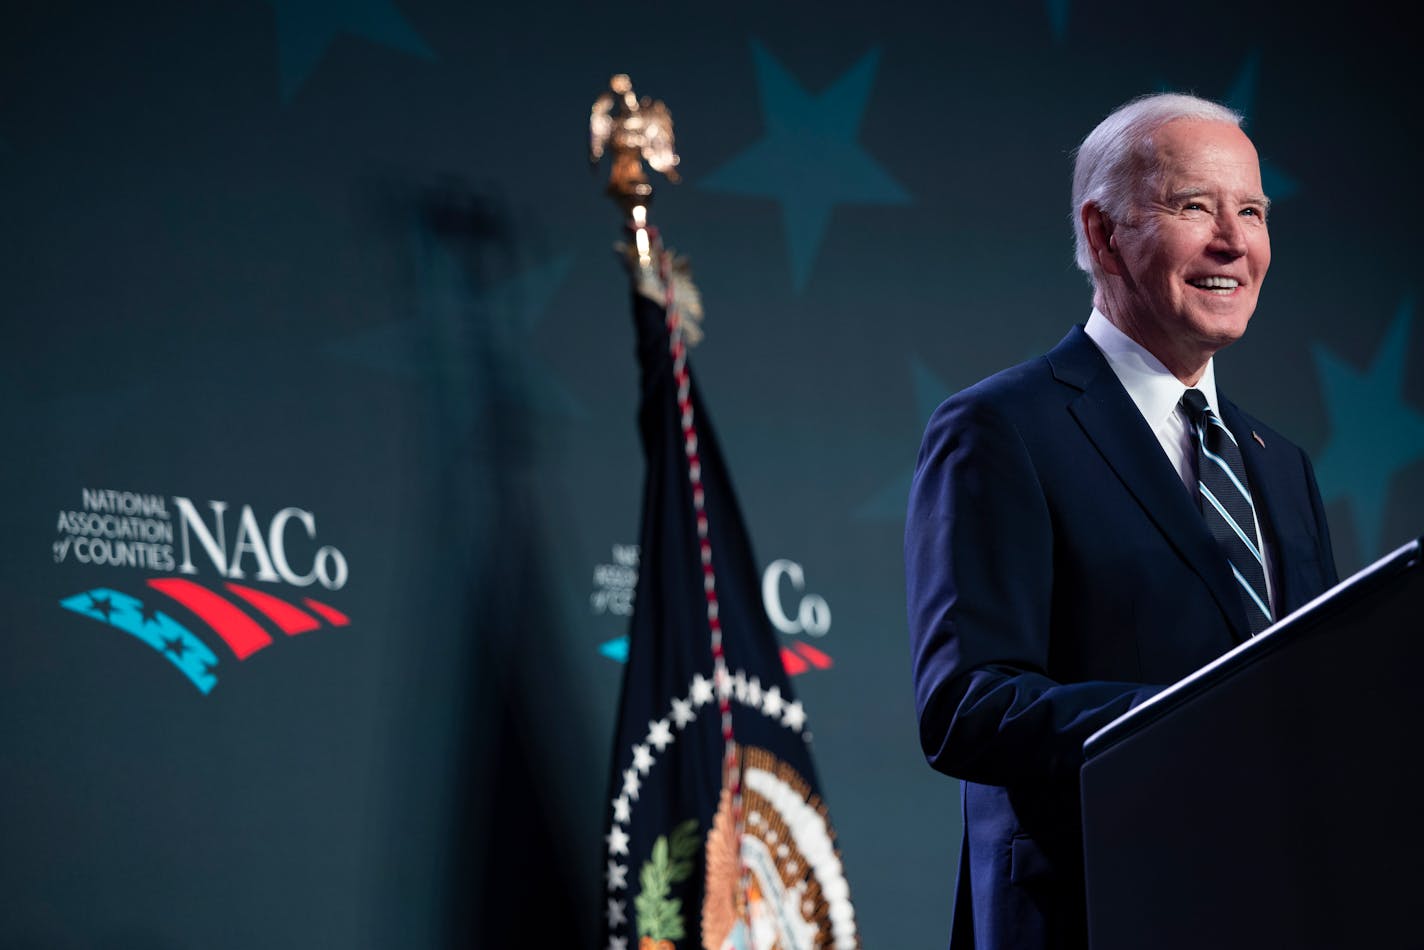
top-left (1048, 327), bottom-right (1252, 641)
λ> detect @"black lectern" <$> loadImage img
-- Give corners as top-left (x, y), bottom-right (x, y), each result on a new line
top-left (1080, 538), bottom-right (1424, 950)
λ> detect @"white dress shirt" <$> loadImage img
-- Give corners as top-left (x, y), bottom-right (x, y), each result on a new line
top-left (1083, 309), bottom-right (1276, 613)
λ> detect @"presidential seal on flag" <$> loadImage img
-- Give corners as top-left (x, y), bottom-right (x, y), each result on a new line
top-left (702, 747), bottom-right (857, 950)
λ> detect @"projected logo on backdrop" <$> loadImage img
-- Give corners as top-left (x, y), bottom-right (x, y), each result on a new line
top-left (51, 488), bottom-right (350, 695)
top-left (591, 544), bottom-right (837, 676)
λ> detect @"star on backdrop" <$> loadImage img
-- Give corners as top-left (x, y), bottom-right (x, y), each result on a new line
top-left (1221, 52), bottom-right (1299, 200)
top-left (699, 40), bottom-right (910, 292)
top-left (1046, 0), bottom-right (1071, 43)
top-left (1160, 53), bottom-right (1298, 200)
top-left (1311, 297), bottom-right (1424, 561)
top-left (265, 0), bottom-right (435, 103)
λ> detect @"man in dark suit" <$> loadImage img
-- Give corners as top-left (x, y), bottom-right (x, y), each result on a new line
top-left (905, 93), bottom-right (1338, 949)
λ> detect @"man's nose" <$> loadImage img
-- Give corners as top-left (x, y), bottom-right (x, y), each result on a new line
top-left (1210, 212), bottom-right (1249, 256)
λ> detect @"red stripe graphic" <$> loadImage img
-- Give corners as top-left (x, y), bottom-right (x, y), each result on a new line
top-left (780, 645), bottom-right (808, 676)
top-left (224, 582), bottom-right (320, 636)
top-left (302, 597), bottom-right (350, 626)
top-left (147, 578), bottom-right (273, 660)
top-left (792, 641), bottom-right (834, 670)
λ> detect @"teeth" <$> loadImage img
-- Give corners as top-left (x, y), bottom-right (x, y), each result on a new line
top-left (1189, 276), bottom-right (1239, 290)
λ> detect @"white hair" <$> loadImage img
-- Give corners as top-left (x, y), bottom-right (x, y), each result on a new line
top-left (1071, 93), bottom-right (1244, 279)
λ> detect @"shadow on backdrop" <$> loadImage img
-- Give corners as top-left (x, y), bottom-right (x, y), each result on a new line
top-left (369, 180), bottom-right (597, 947)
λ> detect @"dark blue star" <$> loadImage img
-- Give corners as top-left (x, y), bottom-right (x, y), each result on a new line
top-left (59, 590), bottom-right (220, 694)
top-left (87, 592), bottom-right (114, 622)
top-left (1311, 297), bottom-right (1424, 560)
top-left (139, 602), bottom-right (162, 625)
top-left (266, 0), bottom-right (436, 103)
top-left (1152, 55), bottom-right (1297, 201)
top-left (1221, 51), bottom-right (1298, 200)
top-left (699, 41), bottom-right (910, 292)
top-left (1045, 0), bottom-right (1071, 43)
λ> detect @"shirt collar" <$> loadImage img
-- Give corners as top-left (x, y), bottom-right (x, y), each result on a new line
top-left (1083, 308), bottom-right (1220, 427)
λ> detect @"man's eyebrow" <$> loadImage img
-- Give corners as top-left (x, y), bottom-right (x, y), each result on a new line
top-left (1164, 187), bottom-right (1209, 203)
top-left (1165, 187), bottom-right (1272, 210)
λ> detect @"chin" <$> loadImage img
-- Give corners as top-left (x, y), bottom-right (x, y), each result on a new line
top-left (1189, 308), bottom-right (1255, 348)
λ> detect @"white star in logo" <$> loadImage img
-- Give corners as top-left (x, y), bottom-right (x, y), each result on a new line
top-left (671, 697), bottom-right (695, 728)
top-left (762, 685), bottom-right (785, 717)
top-left (691, 674), bottom-right (715, 706)
top-left (612, 796), bottom-right (631, 824)
top-left (606, 860), bottom-right (628, 890)
top-left (782, 700), bottom-right (806, 731)
top-left (622, 768), bottom-right (641, 801)
top-left (607, 898), bottom-right (627, 927)
top-left (647, 718), bottom-right (673, 751)
top-left (746, 676), bottom-right (763, 708)
top-left (632, 743), bottom-right (654, 775)
top-left (608, 937), bottom-right (628, 950)
top-left (606, 824), bottom-right (630, 856)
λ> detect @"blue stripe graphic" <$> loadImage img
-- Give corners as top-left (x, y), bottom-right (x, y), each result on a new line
top-left (59, 588), bottom-right (219, 694)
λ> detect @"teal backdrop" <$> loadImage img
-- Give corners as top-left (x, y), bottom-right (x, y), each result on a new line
top-left (1, 2), bottom-right (1420, 946)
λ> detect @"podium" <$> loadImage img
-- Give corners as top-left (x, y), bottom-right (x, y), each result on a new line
top-left (1080, 538), bottom-right (1424, 950)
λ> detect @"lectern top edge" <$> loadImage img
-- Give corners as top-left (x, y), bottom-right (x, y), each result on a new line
top-left (1082, 535), bottom-right (1423, 761)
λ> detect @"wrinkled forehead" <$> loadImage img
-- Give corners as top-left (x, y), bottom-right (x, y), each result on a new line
top-left (1136, 119), bottom-right (1265, 198)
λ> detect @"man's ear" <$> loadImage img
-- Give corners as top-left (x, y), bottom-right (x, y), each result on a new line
top-left (1082, 203), bottom-right (1125, 277)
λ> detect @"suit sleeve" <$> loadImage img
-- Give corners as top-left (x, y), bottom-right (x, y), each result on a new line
top-left (1301, 448), bottom-right (1339, 589)
top-left (905, 391), bottom-right (1159, 787)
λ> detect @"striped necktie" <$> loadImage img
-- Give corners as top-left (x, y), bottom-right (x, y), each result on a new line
top-left (1180, 388), bottom-right (1273, 635)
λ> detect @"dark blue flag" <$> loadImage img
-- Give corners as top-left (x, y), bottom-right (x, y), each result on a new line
top-left (600, 262), bottom-right (859, 950)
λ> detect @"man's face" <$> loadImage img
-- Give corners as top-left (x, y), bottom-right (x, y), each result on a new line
top-left (1108, 119), bottom-right (1271, 370)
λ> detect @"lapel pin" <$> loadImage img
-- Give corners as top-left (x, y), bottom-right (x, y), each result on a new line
top-left (1252, 431), bottom-right (1266, 449)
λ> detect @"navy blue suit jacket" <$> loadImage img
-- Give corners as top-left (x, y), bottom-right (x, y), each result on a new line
top-left (905, 326), bottom-right (1338, 950)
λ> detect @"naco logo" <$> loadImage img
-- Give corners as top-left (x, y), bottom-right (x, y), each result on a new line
top-left (592, 545), bottom-right (835, 675)
top-left (171, 497), bottom-right (349, 590)
top-left (54, 488), bottom-right (352, 696)
top-left (759, 558), bottom-right (833, 675)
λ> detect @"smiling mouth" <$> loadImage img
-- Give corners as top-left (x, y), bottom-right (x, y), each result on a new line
top-left (1188, 276), bottom-right (1240, 295)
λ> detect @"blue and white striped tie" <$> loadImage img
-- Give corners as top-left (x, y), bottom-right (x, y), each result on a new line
top-left (1181, 388), bottom-right (1273, 635)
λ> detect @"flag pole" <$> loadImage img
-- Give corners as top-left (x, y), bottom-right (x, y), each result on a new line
top-left (592, 74), bottom-right (857, 949)
top-left (590, 71), bottom-right (753, 938)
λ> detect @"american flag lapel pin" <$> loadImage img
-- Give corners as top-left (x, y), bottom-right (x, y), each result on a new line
top-left (1252, 431), bottom-right (1266, 448)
